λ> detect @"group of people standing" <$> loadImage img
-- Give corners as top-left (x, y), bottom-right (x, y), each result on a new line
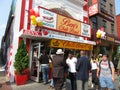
top-left (39, 49), bottom-right (118, 90)
top-left (39, 49), bottom-right (91, 90)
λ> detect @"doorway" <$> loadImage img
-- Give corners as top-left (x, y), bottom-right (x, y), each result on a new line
top-left (29, 42), bottom-right (42, 82)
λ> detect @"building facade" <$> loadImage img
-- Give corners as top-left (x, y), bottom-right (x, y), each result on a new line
top-left (88, 0), bottom-right (120, 60)
top-left (116, 14), bottom-right (120, 38)
top-left (2, 0), bottom-right (96, 82)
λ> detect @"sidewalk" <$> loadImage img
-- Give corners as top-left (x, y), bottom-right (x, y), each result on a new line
top-left (0, 70), bottom-right (120, 90)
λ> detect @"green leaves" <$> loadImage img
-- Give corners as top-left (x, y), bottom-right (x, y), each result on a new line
top-left (14, 40), bottom-right (29, 74)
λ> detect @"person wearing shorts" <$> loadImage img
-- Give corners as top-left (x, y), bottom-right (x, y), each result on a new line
top-left (99, 77), bottom-right (114, 89)
top-left (97, 53), bottom-right (115, 90)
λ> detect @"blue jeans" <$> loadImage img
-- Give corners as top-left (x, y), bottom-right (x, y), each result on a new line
top-left (41, 64), bottom-right (49, 83)
top-left (50, 79), bottom-right (54, 87)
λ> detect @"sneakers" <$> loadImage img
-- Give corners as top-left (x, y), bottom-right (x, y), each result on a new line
top-left (91, 84), bottom-right (94, 88)
top-left (48, 85), bottom-right (54, 90)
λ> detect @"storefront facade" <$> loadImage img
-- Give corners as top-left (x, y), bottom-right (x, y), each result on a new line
top-left (5, 0), bottom-right (96, 82)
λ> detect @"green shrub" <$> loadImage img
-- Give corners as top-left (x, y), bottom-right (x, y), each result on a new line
top-left (14, 40), bottom-right (29, 74)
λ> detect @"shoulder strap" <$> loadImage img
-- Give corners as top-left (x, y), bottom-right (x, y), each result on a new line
top-left (108, 60), bottom-right (112, 74)
top-left (99, 60), bottom-right (102, 74)
top-left (99, 60), bottom-right (112, 74)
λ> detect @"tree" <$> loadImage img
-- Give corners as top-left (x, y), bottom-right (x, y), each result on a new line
top-left (14, 40), bottom-right (29, 74)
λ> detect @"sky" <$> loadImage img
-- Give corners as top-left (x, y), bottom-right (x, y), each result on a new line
top-left (0, 0), bottom-right (12, 45)
top-left (0, 0), bottom-right (120, 47)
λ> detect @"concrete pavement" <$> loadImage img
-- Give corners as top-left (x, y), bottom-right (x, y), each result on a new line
top-left (0, 68), bottom-right (120, 90)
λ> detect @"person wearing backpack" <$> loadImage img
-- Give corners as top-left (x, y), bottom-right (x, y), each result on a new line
top-left (97, 53), bottom-right (115, 90)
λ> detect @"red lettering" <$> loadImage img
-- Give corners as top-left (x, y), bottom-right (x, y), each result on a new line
top-left (58, 18), bottom-right (79, 34)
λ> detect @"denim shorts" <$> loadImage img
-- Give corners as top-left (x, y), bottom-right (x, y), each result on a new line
top-left (99, 76), bottom-right (114, 89)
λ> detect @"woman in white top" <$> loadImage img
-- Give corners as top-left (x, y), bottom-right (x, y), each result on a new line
top-left (66, 51), bottom-right (77, 90)
top-left (91, 56), bottom-right (99, 90)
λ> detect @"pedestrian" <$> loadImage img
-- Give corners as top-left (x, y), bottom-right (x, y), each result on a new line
top-left (117, 59), bottom-right (120, 89)
top-left (90, 56), bottom-right (99, 90)
top-left (98, 54), bottom-right (103, 61)
top-left (48, 51), bottom-right (56, 89)
top-left (76, 50), bottom-right (91, 90)
top-left (97, 53), bottom-right (115, 90)
top-left (39, 50), bottom-right (50, 84)
top-left (66, 51), bottom-right (77, 90)
top-left (52, 49), bottom-right (66, 90)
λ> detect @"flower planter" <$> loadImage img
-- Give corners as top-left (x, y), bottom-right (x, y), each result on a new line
top-left (23, 68), bottom-right (29, 80)
top-left (15, 74), bottom-right (28, 85)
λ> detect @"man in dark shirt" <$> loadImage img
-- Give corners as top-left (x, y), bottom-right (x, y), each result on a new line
top-left (76, 51), bottom-right (91, 90)
top-left (52, 49), bottom-right (66, 90)
top-left (39, 50), bottom-right (49, 84)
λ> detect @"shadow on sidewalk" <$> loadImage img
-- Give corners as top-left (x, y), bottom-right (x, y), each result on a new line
top-left (0, 82), bottom-right (12, 90)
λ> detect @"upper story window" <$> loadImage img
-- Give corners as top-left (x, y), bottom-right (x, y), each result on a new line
top-left (103, 20), bottom-right (106, 31)
top-left (111, 23), bottom-right (114, 34)
top-left (91, 17), bottom-right (97, 30)
top-left (100, 0), bottom-right (106, 9)
top-left (110, 4), bottom-right (113, 15)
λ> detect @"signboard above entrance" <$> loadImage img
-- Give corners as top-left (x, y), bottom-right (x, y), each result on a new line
top-left (37, 7), bottom-right (91, 38)
top-left (49, 39), bottom-right (93, 51)
top-left (57, 15), bottom-right (81, 36)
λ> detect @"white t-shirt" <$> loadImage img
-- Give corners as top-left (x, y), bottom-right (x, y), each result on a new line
top-left (99, 60), bottom-right (114, 77)
top-left (66, 57), bottom-right (77, 73)
top-left (91, 62), bottom-right (98, 70)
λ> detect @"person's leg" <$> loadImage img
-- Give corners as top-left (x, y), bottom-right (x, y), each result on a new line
top-left (73, 73), bottom-right (77, 90)
top-left (50, 79), bottom-right (54, 87)
top-left (44, 65), bottom-right (49, 83)
top-left (41, 66), bottom-right (46, 83)
top-left (53, 78), bottom-right (64, 90)
top-left (77, 80), bottom-right (83, 90)
top-left (53, 78), bottom-right (57, 90)
top-left (105, 77), bottom-right (114, 90)
top-left (91, 70), bottom-right (94, 87)
top-left (83, 80), bottom-right (88, 90)
top-left (69, 72), bottom-right (76, 90)
top-left (99, 76), bottom-right (107, 89)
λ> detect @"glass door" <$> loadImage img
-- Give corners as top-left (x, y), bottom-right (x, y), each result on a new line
top-left (30, 42), bottom-right (41, 82)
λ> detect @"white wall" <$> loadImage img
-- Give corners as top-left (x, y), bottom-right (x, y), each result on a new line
top-left (9, 0), bottom-right (22, 83)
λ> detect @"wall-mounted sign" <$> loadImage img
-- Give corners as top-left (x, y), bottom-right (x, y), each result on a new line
top-left (106, 36), bottom-right (114, 42)
top-left (50, 39), bottom-right (93, 50)
top-left (89, 3), bottom-right (98, 16)
top-left (57, 15), bottom-right (81, 36)
top-left (115, 40), bottom-right (120, 44)
top-left (81, 23), bottom-right (91, 37)
top-left (39, 8), bottom-right (57, 29)
top-left (23, 30), bottom-right (42, 37)
top-left (92, 0), bottom-right (98, 4)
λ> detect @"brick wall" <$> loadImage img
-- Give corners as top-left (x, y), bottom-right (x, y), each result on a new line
top-left (116, 14), bottom-right (120, 38)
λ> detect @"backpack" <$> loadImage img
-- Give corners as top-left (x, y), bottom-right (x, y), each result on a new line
top-left (99, 60), bottom-right (112, 74)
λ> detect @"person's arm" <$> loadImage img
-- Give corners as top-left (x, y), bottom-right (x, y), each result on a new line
top-left (96, 67), bottom-right (100, 78)
top-left (76, 59), bottom-right (80, 72)
top-left (111, 67), bottom-right (115, 82)
top-left (110, 61), bottom-right (115, 82)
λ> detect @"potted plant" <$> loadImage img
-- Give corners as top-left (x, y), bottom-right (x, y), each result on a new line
top-left (14, 39), bottom-right (29, 85)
